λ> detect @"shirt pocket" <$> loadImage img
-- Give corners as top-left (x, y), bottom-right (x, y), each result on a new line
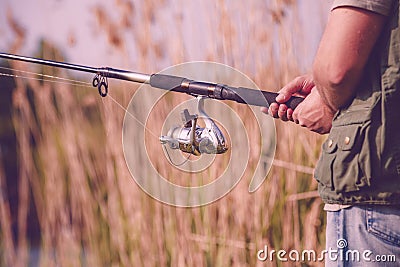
top-left (314, 109), bottom-right (372, 193)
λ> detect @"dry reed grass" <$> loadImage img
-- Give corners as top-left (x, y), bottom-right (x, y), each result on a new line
top-left (0, 1), bottom-right (330, 266)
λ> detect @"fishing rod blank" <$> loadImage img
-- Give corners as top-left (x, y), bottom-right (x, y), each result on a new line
top-left (0, 52), bottom-right (150, 97)
top-left (0, 52), bottom-right (303, 109)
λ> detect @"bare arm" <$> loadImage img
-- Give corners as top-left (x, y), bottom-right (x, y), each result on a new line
top-left (265, 6), bottom-right (388, 134)
top-left (313, 7), bottom-right (386, 111)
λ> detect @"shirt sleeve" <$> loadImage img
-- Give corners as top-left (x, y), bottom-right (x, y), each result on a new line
top-left (331, 0), bottom-right (394, 16)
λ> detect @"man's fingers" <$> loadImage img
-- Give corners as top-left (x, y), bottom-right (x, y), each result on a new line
top-left (292, 109), bottom-right (300, 124)
top-left (286, 108), bottom-right (294, 121)
top-left (264, 103), bottom-right (295, 123)
top-left (278, 104), bottom-right (288, 121)
top-left (268, 103), bottom-right (279, 118)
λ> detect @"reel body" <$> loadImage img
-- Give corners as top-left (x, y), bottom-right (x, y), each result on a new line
top-left (160, 97), bottom-right (228, 156)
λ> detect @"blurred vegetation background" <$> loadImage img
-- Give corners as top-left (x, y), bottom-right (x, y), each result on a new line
top-left (0, 0), bottom-right (332, 266)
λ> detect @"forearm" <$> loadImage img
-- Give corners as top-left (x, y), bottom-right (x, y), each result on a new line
top-left (312, 6), bottom-right (386, 111)
top-left (312, 61), bottom-right (362, 112)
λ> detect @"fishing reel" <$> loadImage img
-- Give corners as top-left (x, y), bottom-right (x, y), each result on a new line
top-left (160, 96), bottom-right (228, 157)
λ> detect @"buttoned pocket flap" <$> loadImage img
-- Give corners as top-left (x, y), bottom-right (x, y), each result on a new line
top-left (337, 124), bottom-right (360, 151)
top-left (322, 129), bottom-right (338, 154)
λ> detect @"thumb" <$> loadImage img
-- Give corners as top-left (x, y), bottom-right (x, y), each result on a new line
top-left (276, 75), bottom-right (314, 103)
top-left (276, 91), bottom-right (290, 103)
top-left (276, 84), bottom-right (299, 103)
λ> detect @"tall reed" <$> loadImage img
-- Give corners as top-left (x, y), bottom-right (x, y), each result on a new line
top-left (0, 1), bottom-right (330, 266)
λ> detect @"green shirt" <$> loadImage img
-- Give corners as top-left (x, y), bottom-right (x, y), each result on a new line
top-left (315, 0), bottom-right (400, 205)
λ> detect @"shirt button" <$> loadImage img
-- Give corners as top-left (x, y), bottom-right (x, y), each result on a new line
top-left (344, 136), bottom-right (351, 145)
top-left (328, 139), bottom-right (333, 148)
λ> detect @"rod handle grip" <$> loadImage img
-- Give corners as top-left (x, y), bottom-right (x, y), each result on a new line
top-left (221, 86), bottom-right (303, 110)
top-left (260, 91), bottom-right (303, 110)
top-left (149, 74), bottom-right (304, 109)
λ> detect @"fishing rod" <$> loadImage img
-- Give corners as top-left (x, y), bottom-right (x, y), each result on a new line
top-left (0, 52), bottom-right (302, 157)
top-left (0, 52), bottom-right (302, 107)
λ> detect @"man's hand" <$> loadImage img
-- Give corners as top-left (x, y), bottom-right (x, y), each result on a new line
top-left (261, 75), bottom-right (335, 134)
top-left (264, 75), bottom-right (314, 121)
top-left (291, 88), bottom-right (334, 134)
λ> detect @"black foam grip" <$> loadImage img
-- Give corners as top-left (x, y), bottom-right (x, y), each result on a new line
top-left (150, 74), bottom-right (187, 92)
top-left (260, 91), bottom-right (303, 110)
top-left (222, 86), bottom-right (303, 110)
top-left (149, 74), bottom-right (303, 109)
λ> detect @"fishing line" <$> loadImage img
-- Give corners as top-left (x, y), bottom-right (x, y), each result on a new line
top-left (0, 66), bottom-right (92, 87)
top-left (162, 143), bottom-right (191, 167)
top-left (106, 92), bottom-right (193, 165)
top-left (0, 67), bottom-right (222, 168)
top-left (0, 67), bottom-right (160, 139)
top-left (103, 81), bottom-right (195, 166)
top-left (0, 54), bottom-right (285, 201)
top-left (1, 67), bottom-right (181, 166)
top-left (105, 92), bottom-right (159, 139)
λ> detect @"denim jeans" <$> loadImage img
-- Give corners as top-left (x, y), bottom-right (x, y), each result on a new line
top-left (325, 205), bottom-right (400, 266)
